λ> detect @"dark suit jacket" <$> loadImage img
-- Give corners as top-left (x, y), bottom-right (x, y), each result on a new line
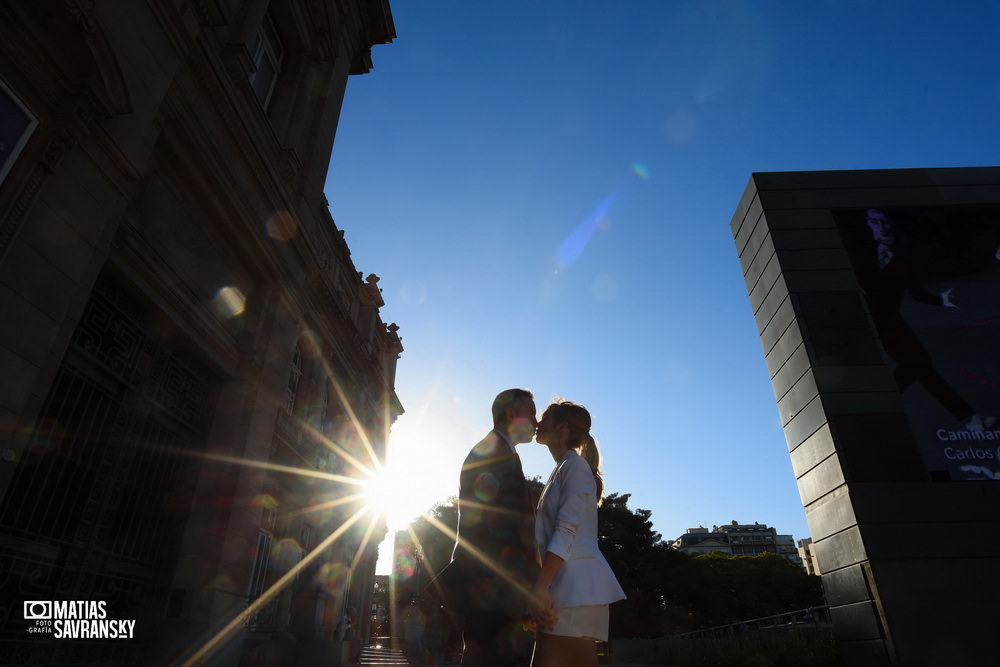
top-left (429, 430), bottom-right (539, 618)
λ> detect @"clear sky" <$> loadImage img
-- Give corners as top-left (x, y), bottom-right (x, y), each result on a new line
top-left (323, 1), bottom-right (1000, 571)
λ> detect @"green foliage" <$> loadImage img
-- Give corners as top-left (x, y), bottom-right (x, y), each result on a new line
top-left (411, 499), bottom-right (458, 576)
top-left (599, 493), bottom-right (688, 637)
top-left (684, 552), bottom-right (824, 627)
top-left (595, 494), bottom-right (824, 638)
top-left (391, 498), bottom-right (458, 606)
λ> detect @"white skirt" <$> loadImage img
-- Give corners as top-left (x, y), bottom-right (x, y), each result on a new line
top-left (543, 604), bottom-right (609, 642)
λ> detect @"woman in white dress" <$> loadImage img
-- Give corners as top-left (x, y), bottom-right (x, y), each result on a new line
top-left (530, 400), bottom-right (625, 667)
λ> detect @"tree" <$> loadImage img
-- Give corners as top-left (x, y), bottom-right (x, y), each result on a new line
top-left (596, 494), bottom-right (825, 636)
top-left (684, 552), bottom-right (824, 627)
top-left (389, 498), bottom-right (458, 609)
top-left (598, 493), bottom-right (682, 638)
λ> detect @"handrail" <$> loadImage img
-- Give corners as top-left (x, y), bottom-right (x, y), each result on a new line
top-left (673, 605), bottom-right (831, 639)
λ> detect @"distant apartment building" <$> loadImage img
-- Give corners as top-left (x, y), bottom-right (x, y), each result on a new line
top-left (797, 538), bottom-right (819, 576)
top-left (671, 521), bottom-right (804, 568)
top-left (0, 2), bottom-right (397, 666)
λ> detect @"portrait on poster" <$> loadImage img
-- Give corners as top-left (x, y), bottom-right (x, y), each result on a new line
top-left (834, 205), bottom-right (1000, 481)
top-left (0, 79), bottom-right (38, 185)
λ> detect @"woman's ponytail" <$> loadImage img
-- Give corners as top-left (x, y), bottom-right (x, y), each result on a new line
top-left (580, 433), bottom-right (605, 504)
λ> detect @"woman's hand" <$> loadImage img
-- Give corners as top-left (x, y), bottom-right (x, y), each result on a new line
top-left (529, 551), bottom-right (564, 632)
top-left (528, 585), bottom-right (558, 632)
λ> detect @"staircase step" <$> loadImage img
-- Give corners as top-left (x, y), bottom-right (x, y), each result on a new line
top-left (358, 646), bottom-right (410, 666)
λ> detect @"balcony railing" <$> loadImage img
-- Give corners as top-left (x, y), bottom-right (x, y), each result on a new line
top-left (243, 595), bottom-right (284, 633)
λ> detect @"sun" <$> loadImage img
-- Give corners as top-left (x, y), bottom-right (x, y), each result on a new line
top-left (360, 460), bottom-right (428, 532)
top-left (360, 465), bottom-right (401, 518)
top-left (360, 416), bottom-right (458, 533)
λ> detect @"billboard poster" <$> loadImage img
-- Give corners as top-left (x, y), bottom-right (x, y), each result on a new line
top-left (834, 205), bottom-right (1000, 481)
top-left (0, 79), bottom-right (37, 184)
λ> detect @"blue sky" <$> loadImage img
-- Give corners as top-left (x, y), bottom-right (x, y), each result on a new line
top-left (323, 1), bottom-right (1000, 564)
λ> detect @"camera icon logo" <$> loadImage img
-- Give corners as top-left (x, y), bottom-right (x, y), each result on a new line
top-left (24, 601), bottom-right (52, 620)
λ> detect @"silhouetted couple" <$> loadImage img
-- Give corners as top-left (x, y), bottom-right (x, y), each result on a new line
top-left (427, 389), bottom-right (624, 667)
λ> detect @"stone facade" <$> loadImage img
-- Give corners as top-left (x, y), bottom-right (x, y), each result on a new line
top-left (0, 1), bottom-right (398, 665)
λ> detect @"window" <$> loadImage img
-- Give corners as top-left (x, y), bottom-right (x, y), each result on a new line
top-left (248, 530), bottom-right (273, 598)
top-left (285, 344), bottom-right (302, 413)
top-left (249, 12), bottom-right (283, 110)
top-left (261, 502), bottom-right (278, 532)
top-left (0, 79), bottom-right (38, 184)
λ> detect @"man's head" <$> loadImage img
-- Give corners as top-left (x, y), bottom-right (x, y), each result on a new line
top-left (865, 208), bottom-right (895, 245)
top-left (491, 388), bottom-right (537, 444)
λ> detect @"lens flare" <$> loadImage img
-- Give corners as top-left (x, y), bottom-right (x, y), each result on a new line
top-left (267, 210), bottom-right (299, 241)
top-left (665, 110), bottom-right (696, 143)
top-left (211, 286), bottom-right (246, 318)
top-left (273, 538), bottom-right (303, 569)
top-left (317, 561), bottom-right (349, 595)
top-left (591, 273), bottom-right (619, 302)
top-left (393, 547), bottom-right (416, 580)
top-left (250, 493), bottom-right (278, 511)
top-left (554, 193), bottom-right (616, 272)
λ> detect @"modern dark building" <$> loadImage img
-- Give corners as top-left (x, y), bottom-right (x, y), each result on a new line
top-left (732, 167), bottom-right (1000, 667)
top-left (0, 2), bottom-right (398, 665)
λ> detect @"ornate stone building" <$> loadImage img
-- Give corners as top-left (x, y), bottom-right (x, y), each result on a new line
top-left (0, 1), bottom-right (399, 665)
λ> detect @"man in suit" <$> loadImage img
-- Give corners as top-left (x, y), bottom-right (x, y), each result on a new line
top-left (431, 388), bottom-right (540, 667)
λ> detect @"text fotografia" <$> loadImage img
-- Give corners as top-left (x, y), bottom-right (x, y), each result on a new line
top-left (23, 601), bottom-right (136, 639)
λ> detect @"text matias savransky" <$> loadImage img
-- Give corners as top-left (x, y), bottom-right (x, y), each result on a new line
top-left (24, 601), bottom-right (136, 639)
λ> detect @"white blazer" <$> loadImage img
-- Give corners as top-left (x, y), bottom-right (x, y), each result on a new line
top-left (535, 450), bottom-right (626, 609)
